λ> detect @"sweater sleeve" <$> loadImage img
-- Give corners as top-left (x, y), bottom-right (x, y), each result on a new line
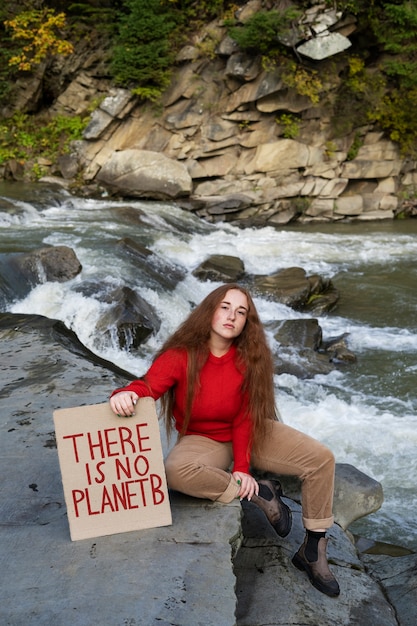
top-left (110, 350), bottom-right (185, 401)
top-left (231, 399), bottom-right (253, 474)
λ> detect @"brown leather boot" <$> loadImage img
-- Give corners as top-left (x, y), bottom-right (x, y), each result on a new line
top-left (250, 479), bottom-right (292, 537)
top-left (292, 535), bottom-right (340, 597)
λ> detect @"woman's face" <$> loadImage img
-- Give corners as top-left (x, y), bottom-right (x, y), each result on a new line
top-left (210, 289), bottom-right (248, 343)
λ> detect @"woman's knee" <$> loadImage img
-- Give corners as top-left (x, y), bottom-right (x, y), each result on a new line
top-left (307, 435), bottom-right (335, 463)
top-left (322, 445), bottom-right (335, 468)
top-left (164, 454), bottom-right (196, 489)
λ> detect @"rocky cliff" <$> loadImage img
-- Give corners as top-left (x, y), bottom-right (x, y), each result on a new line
top-left (4, 1), bottom-right (417, 225)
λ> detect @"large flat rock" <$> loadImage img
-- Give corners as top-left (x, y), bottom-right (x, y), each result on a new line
top-left (0, 313), bottom-right (412, 625)
top-left (0, 314), bottom-right (240, 625)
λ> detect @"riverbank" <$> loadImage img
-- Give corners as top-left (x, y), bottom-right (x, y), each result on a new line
top-left (2, 2), bottom-right (417, 225)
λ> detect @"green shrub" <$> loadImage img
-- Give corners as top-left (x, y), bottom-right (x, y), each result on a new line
top-left (281, 61), bottom-right (322, 104)
top-left (276, 113), bottom-right (300, 139)
top-left (373, 88), bottom-right (417, 155)
top-left (370, 3), bottom-right (417, 89)
top-left (332, 55), bottom-right (385, 137)
top-left (227, 8), bottom-right (300, 55)
top-left (0, 112), bottom-right (88, 177)
top-left (110, 0), bottom-right (177, 99)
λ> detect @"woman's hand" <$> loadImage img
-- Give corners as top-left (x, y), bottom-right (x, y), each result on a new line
top-left (232, 471), bottom-right (259, 501)
top-left (109, 391), bottom-right (139, 417)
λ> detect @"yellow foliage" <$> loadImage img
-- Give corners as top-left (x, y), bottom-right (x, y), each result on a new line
top-left (282, 62), bottom-right (322, 104)
top-left (5, 9), bottom-right (73, 71)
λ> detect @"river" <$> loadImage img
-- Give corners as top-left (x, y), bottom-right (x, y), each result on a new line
top-left (1, 181), bottom-right (417, 550)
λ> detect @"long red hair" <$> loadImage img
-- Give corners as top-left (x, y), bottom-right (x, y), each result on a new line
top-left (152, 284), bottom-right (278, 451)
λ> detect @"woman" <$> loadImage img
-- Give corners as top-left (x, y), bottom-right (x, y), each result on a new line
top-left (110, 284), bottom-right (340, 597)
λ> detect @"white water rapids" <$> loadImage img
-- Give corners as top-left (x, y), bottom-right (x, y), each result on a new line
top-left (1, 185), bottom-right (417, 549)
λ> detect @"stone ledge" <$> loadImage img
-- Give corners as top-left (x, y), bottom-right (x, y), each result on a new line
top-left (0, 313), bottom-right (414, 626)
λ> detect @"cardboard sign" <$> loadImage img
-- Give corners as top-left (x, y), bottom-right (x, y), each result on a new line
top-left (53, 399), bottom-right (172, 541)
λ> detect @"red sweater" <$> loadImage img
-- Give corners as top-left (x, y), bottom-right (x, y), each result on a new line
top-left (112, 345), bottom-right (252, 474)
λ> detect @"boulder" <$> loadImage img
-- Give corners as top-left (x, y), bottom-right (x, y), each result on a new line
top-left (333, 463), bottom-right (384, 530)
top-left (5, 246), bottom-right (82, 299)
top-left (116, 237), bottom-right (186, 291)
top-left (272, 319), bottom-right (355, 378)
top-left (0, 312), bottom-right (238, 626)
top-left (252, 267), bottom-right (339, 313)
top-left (96, 149), bottom-right (193, 199)
top-left (192, 254), bottom-right (245, 282)
top-left (95, 286), bottom-right (161, 350)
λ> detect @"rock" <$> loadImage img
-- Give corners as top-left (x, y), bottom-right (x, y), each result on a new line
top-left (191, 151), bottom-right (239, 178)
top-left (243, 139), bottom-right (323, 175)
top-left (271, 319), bottom-right (355, 379)
top-left (226, 68), bottom-right (284, 113)
top-left (333, 464), bottom-right (384, 530)
top-left (334, 194), bottom-right (363, 216)
top-left (8, 246), bottom-right (82, 294)
top-left (3, 62), bottom-right (47, 116)
top-left (274, 318), bottom-right (322, 351)
top-left (3, 159), bottom-right (24, 181)
top-left (100, 88), bottom-right (135, 118)
top-left (192, 254), bottom-right (245, 282)
top-left (0, 312), bottom-right (238, 626)
top-left (82, 108), bottom-right (114, 140)
top-left (164, 97), bottom-right (207, 130)
top-left (96, 149), bottom-right (193, 199)
top-left (57, 154), bottom-right (79, 179)
top-left (236, 0), bottom-right (263, 23)
top-left (0, 312), bottom-right (412, 625)
top-left (305, 273), bottom-right (340, 314)
top-left (361, 552), bottom-right (417, 626)
top-left (252, 267), bottom-right (339, 313)
top-left (225, 52), bottom-right (262, 82)
top-left (83, 88), bottom-right (135, 139)
top-left (190, 193), bottom-right (254, 216)
top-left (163, 61), bottom-right (208, 107)
top-left (235, 508), bottom-right (398, 626)
top-left (50, 72), bottom-right (108, 117)
top-left (95, 286), bottom-right (161, 350)
top-left (297, 32), bottom-right (352, 60)
top-left (257, 89), bottom-right (313, 113)
top-left (201, 117), bottom-right (238, 142)
top-left (321, 333), bottom-right (357, 364)
top-left (116, 237), bottom-right (186, 291)
top-left (342, 159), bottom-right (402, 179)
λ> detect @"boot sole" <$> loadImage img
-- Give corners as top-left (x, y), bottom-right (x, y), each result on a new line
top-left (292, 553), bottom-right (340, 597)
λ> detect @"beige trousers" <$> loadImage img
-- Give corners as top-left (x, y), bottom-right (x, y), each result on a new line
top-left (164, 421), bottom-right (335, 531)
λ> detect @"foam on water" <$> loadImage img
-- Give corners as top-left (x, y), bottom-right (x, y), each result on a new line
top-left (153, 222), bottom-right (417, 277)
